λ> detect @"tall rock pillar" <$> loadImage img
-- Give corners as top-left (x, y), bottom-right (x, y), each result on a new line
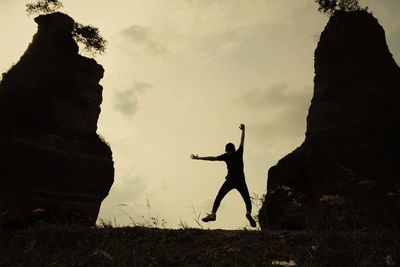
top-left (0, 12), bottom-right (114, 226)
top-left (259, 10), bottom-right (400, 230)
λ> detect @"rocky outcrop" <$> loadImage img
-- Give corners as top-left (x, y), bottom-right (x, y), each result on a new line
top-left (259, 10), bottom-right (400, 230)
top-left (0, 12), bottom-right (114, 226)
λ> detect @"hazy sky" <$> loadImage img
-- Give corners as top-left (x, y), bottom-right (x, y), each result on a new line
top-left (0, 0), bottom-right (399, 229)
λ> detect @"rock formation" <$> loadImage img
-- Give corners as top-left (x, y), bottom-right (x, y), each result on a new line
top-left (0, 12), bottom-right (114, 226)
top-left (259, 10), bottom-right (400, 230)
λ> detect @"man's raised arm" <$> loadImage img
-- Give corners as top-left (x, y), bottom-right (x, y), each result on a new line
top-left (191, 154), bottom-right (219, 161)
top-left (239, 123), bottom-right (245, 147)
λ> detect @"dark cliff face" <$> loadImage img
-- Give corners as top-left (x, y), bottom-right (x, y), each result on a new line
top-left (0, 12), bottom-right (103, 135)
top-left (259, 10), bottom-right (400, 230)
top-left (0, 12), bottom-right (114, 226)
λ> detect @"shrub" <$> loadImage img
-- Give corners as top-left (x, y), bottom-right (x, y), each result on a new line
top-left (72, 23), bottom-right (107, 56)
top-left (26, 0), bottom-right (63, 15)
top-left (315, 0), bottom-right (367, 16)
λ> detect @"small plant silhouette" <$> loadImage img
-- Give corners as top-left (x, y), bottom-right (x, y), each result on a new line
top-left (315, 0), bottom-right (367, 16)
top-left (26, 0), bottom-right (107, 56)
top-left (72, 23), bottom-right (107, 56)
top-left (26, 0), bottom-right (63, 15)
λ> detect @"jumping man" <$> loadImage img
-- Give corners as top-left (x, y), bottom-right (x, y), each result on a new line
top-left (190, 124), bottom-right (256, 227)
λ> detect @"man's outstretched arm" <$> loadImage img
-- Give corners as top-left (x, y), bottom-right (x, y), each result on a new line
top-left (239, 123), bottom-right (245, 147)
top-left (191, 154), bottom-right (218, 161)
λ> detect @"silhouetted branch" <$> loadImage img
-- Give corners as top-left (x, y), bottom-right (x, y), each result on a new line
top-left (26, 0), bottom-right (63, 16)
top-left (315, 0), bottom-right (367, 16)
top-left (73, 23), bottom-right (107, 56)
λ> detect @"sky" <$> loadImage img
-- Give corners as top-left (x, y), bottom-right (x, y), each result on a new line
top-left (0, 0), bottom-right (399, 229)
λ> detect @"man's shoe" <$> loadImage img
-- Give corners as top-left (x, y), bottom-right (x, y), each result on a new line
top-left (246, 213), bottom-right (256, 227)
top-left (202, 213), bottom-right (216, 222)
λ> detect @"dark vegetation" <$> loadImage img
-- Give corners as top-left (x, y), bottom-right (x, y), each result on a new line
top-left (26, 0), bottom-right (107, 56)
top-left (315, 0), bottom-right (367, 15)
top-left (26, 0), bottom-right (63, 15)
top-left (0, 225), bottom-right (398, 266)
top-left (72, 23), bottom-right (107, 55)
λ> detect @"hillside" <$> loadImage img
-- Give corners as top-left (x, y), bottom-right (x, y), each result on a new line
top-left (1, 225), bottom-right (399, 266)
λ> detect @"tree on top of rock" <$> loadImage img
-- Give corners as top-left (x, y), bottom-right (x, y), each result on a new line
top-left (315, 0), bottom-right (368, 16)
top-left (26, 0), bottom-right (63, 15)
top-left (26, 0), bottom-right (107, 56)
top-left (72, 23), bottom-right (107, 55)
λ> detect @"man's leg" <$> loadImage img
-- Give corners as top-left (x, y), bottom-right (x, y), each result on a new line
top-left (236, 179), bottom-right (256, 227)
top-left (212, 179), bottom-right (234, 214)
top-left (202, 180), bottom-right (234, 222)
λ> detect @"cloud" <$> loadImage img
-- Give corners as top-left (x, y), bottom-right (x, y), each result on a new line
top-left (0, 0), bottom-right (12, 10)
top-left (106, 174), bottom-right (146, 205)
top-left (238, 83), bottom-right (310, 110)
top-left (113, 81), bottom-right (152, 116)
top-left (251, 104), bottom-right (308, 140)
top-left (236, 83), bottom-right (312, 145)
top-left (121, 25), bottom-right (165, 54)
top-left (98, 173), bottom-right (147, 225)
top-left (161, 179), bottom-right (169, 191)
top-left (198, 29), bottom-right (249, 58)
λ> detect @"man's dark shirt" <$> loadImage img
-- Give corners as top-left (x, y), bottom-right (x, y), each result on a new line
top-left (217, 145), bottom-right (244, 179)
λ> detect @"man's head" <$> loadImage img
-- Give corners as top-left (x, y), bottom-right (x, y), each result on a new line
top-left (225, 143), bottom-right (235, 153)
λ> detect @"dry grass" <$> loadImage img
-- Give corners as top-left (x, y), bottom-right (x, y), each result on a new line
top-left (0, 224), bottom-right (399, 266)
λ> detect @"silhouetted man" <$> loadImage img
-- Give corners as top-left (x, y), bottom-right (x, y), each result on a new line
top-left (191, 124), bottom-right (256, 227)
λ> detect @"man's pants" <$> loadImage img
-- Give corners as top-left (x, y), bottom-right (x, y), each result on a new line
top-left (212, 177), bottom-right (252, 214)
